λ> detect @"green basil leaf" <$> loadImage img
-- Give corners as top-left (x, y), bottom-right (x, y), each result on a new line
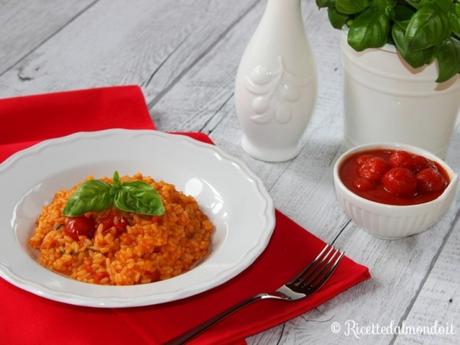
top-left (328, 6), bottom-right (349, 29)
top-left (112, 170), bottom-right (121, 190)
top-left (450, 3), bottom-right (460, 38)
top-left (348, 7), bottom-right (390, 51)
top-left (392, 22), bottom-right (435, 68)
top-left (394, 4), bottom-right (416, 21)
top-left (63, 180), bottom-right (112, 216)
top-left (405, 0), bottom-right (422, 9)
top-left (336, 0), bottom-right (370, 14)
top-left (420, 0), bottom-right (453, 12)
top-left (373, 0), bottom-right (397, 10)
top-left (436, 38), bottom-right (460, 82)
top-left (405, 5), bottom-right (452, 50)
top-left (316, 0), bottom-right (335, 8)
top-left (114, 181), bottom-right (165, 216)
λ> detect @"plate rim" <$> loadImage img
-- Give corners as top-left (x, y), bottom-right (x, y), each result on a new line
top-left (0, 129), bottom-right (276, 307)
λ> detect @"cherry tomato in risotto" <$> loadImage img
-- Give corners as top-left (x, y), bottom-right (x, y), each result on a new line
top-left (64, 216), bottom-right (96, 240)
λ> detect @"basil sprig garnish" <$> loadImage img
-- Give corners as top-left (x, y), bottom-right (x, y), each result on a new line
top-left (63, 171), bottom-right (165, 217)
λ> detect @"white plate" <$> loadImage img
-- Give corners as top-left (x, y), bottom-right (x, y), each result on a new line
top-left (0, 129), bottom-right (275, 307)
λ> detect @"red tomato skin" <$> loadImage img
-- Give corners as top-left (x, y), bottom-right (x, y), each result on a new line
top-left (356, 154), bottom-right (374, 166)
top-left (416, 168), bottom-right (447, 193)
top-left (382, 168), bottom-right (417, 197)
top-left (389, 151), bottom-right (429, 173)
top-left (353, 177), bottom-right (375, 192)
top-left (358, 157), bottom-right (390, 181)
top-left (410, 155), bottom-right (429, 173)
top-left (64, 216), bottom-right (96, 240)
top-left (99, 210), bottom-right (128, 236)
top-left (389, 151), bottom-right (412, 169)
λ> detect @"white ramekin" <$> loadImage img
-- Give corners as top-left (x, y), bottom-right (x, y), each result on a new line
top-left (333, 143), bottom-right (458, 239)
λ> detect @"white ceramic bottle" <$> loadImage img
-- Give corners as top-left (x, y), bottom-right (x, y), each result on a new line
top-left (235, 0), bottom-right (317, 162)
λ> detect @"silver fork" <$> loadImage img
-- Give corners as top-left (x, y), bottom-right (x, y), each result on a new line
top-left (165, 244), bottom-right (344, 345)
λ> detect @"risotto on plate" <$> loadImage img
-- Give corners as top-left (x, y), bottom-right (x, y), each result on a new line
top-left (28, 172), bottom-right (214, 285)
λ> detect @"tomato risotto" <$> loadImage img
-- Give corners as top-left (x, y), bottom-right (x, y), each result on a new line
top-left (28, 173), bottom-right (213, 285)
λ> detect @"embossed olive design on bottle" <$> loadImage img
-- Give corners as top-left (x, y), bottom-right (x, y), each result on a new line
top-left (245, 56), bottom-right (312, 125)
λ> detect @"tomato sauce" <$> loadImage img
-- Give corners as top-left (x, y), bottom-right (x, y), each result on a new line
top-left (339, 149), bottom-right (450, 206)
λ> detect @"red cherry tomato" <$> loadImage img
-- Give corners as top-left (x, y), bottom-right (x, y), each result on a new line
top-left (389, 151), bottom-right (429, 173)
top-left (410, 155), bottom-right (429, 173)
top-left (416, 168), bottom-right (447, 194)
top-left (64, 216), bottom-right (96, 241)
top-left (358, 157), bottom-right (390, 181)
top-left (389, 151), bottom-right (412, 169)
top-left (382, 167), bottom-right (417, 197)
top-left (99, 210), bottom-right (128, 236)
top-left (356, 154), bottom-right (374, 166)
top-left (353, 177), bottom-right (375, 192)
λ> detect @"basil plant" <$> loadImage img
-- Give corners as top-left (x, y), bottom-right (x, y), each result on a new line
top-left (317, 0), bottom-right (460, 82)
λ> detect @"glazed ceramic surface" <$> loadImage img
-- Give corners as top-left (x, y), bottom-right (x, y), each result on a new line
top-left (341, 33), bottom-right (460, 159)
top-left (235, 0), bottom-right (317, 162)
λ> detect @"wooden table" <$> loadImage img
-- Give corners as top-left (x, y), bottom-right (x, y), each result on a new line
top-left (1, 1), bottom-right (459, 344)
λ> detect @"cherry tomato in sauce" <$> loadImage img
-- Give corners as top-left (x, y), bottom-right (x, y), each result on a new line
top-left (353, 177), bottom-right (375, 192)
top-left (382, 168), bottom-right (417, 197)
top-left (356, 154), bottom-right (373, 166)
top-left (410, 155), bottom-right (429, 173)
top-left (358, 157), bottom-right (390, 181)
top-left (416, 168), bottom-right (447, 193)
top-left (339, 149), bottom-right (450, 205)
top-left (64, 216), bottom-right (96, 240)
top-left (389, 151), bottom-right (412, 169)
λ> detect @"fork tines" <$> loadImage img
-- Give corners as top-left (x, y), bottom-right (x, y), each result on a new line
top-left (288, 244), bottom-right (344, 292)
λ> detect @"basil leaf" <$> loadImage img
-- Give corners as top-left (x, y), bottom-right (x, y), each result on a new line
top-left (405, 5), bottom-right (452, 51)
top-left (336, 0), bottom-right (370, 15)
top-left (114, 181), bottom-right (165, 216)
top-left (420, 0), bottom-right (453, 13)
top-left (450, 3), bottom-right (460, 38)
top-left (348, 7), bottom-right (390, 51)
top-left (392, 21), bottom-right (435, 67)
top-left (436, 38), bottom-right (460, 82)
top-left (112, 171), bottom-right (121, 189)
top-left (63, 180), bottom-right (112, 216)
top-left (405, 0), bottom-right (422, 9)
top-left (316, 0), bottom-right (335, 8)
top-left (328, 6), bottom-right (349, 29)
top-left (394, 4), bottom-right (416, 21)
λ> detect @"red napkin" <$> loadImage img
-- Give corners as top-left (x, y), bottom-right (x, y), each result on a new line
top-left (0, 86), bottom-right (370, 345)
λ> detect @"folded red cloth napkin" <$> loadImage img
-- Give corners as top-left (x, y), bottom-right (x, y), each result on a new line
top-left (0, 86), bottom-right (370, 345)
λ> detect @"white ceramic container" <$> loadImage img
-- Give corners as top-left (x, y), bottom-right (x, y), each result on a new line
top-left (235, 0), bottom-right (317, 162)
top-left (341, 33), bottom-right (460, 159)
top-left (333, 143), bottom-right (458, 239)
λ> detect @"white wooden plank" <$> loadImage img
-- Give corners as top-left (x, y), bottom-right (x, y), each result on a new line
top-left (0, 0), bottom-right (259, 99)
top-left (0, 0), bottom-right (96, 74)
top-left (392, 223), bottom-right (460, 345)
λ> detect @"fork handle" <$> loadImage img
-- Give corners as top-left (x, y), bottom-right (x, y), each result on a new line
top-left (165, 294), bottom-right (269, 345)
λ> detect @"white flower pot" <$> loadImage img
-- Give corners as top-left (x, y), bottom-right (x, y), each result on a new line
top-left (341, 32), bottom-right (460, 159)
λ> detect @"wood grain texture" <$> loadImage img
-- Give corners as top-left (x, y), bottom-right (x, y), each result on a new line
top-left (0, 0), bottom-right (97, 74)
top-left (392, 217), bottom-right (460, 345)
top-left (1, 1), bottom-right (459, 344)
top-left (0, 0), bottom-right (259, 99)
